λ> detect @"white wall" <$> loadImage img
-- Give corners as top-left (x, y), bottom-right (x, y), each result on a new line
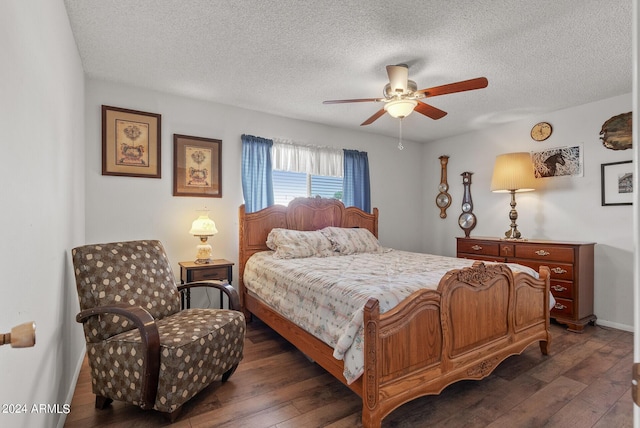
top-left (421, 93), bottom-right (634, 330)
top-left (0, 1), bottom-right (86, 427)
top-left (84, 79), bottom-right (425, 289)
top-left (85, 80), bottom-right (633, 329)
top-left (0, 1), bottom-right (633, 425)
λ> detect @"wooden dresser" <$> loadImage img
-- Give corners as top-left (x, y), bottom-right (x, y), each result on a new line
top-left (456, 236), bottom-right (596, 332)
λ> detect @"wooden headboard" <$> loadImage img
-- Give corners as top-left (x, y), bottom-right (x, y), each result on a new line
top-left (238, 197), bottom-right (379, 305)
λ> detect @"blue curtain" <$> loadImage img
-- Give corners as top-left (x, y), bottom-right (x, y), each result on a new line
top-left (343, 149), bottom-right (371, 212)
top-left (241, 134), bottom-right (274, 213)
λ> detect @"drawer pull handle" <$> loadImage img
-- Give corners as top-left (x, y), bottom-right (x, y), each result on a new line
top-left (551, 285), bottom-right (567, 292)
top-left (551, 267), bottom-right (567, 274)
top-left (471, 245), bottom-right (482, 251)
top-left (554, 303), bottom-right (567, 310)
top-left (535, 250), bottom-right (550, 256)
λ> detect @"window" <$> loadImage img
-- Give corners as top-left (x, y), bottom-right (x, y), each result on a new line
top-left (311, 174), bottom-right (343, 200)
top-left (242, 137), bottom-right (368, 211)
top-left (273, 170), bottom-right (343, 206)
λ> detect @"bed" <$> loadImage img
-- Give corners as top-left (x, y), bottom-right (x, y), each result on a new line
top-left (238, 197), bottom-right (551, 428)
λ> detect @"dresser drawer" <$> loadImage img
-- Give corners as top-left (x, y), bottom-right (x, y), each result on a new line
top-left (551, 297), bottom-right (574, 318)
top-left (550, 280), bottom-right (573, 299)
top-left (457, 240), bottom-right (500, 257)
top-left (459, 254), bottom-right (505, 263)
top-left (499, 244), bottom-right (515, 258)
top-left (190, 267), bottom-right (229, 282)
top-left (511, 259), bottom-right (574, 281)
top-left (514, 245), bottom-right (574, 262)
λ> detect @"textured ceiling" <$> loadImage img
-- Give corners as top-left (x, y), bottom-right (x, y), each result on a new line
top-left (64, 0), bottom-right (632, 143)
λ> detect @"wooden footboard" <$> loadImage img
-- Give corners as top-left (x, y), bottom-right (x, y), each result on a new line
top-left (238, 198), bottom-right (551, 428)
top-left (361, 262), bottom-right (550, 427)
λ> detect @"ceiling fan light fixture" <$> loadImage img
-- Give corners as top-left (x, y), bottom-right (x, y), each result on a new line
top-left (384, 99), bottom-right (418, 119)
top-left (383, 80), bottom-right (417, 98)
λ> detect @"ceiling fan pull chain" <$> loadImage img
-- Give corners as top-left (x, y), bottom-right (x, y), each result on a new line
top-left (398, 118), bottom-right (404, 150)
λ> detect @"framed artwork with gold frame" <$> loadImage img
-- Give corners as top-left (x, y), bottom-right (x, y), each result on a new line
top-left (173, 134), bottom-right (222, 197)
top-left (102, 105), bottom-right (161, 178)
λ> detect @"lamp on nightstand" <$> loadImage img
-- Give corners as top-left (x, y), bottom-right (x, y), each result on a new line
top-left (490, 152), bottom-right (537, 240)
top-left (189, 208), bottom-right (218, 264)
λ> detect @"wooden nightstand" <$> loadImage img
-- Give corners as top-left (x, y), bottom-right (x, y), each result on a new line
top-left (179, 259), bottom-right (234, 309)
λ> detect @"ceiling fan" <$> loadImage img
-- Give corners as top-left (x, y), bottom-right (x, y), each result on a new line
top-left (323, 64), bottom-right (488, 126)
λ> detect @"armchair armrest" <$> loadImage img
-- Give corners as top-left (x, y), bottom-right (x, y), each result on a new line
top-left (76, 305), bottom-right (160, 410)
top-left (177, 280), bottom-right (241, 311)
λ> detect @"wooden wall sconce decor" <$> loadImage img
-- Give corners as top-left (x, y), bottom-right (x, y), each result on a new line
top-left (435, 155), bottom-right (452, 218)
top-left (458, 172), bottom-right (477, 237)
top-left (600, 112), bottom-right (632, 150)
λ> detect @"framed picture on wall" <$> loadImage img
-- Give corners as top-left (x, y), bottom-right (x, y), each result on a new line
top-left (531, 145), bottom-right (583, 178)
top-left (101, 105), bottom-right (161, 178)
top-left (601, 160), bottom-right (633, 206)
top-left (173, 134), bottom-right (222, 197)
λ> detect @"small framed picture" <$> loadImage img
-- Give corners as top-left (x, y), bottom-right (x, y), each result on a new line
top-left (102, 105), bottom-right (161, 178)
top-left (173, 134), bottom-right (222, 197)
top-left (601, 160), bottom-right (633, 206)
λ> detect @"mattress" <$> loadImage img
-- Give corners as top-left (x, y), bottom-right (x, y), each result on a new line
top-left (243, 249), bottom-right (543, 384)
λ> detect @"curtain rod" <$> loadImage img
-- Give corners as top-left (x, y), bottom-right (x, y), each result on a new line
top-left (271, 137), bottom-right (340, 151)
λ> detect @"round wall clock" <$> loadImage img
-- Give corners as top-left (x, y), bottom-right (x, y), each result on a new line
top-left (458, 172), bottom-right (476, 237)
top-left (530, 122), bottom-right (552, 141)
top-left (436, 155), bottom-right (452, 218)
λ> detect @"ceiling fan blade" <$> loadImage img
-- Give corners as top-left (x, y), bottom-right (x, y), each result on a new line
top-left (360, 108), bottom-right (386, 126)
top-left (415, 101), bottom-right (448, 120)
top-left (418, 77), bottom-right (488, 98)
top-left (386, 64), bottom-right (409, 93)
top-left (323, 98), bottom-right (381, 104)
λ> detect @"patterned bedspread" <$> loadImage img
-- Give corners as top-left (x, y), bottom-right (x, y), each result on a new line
top-left (243, 249), bottom-right (540, 384)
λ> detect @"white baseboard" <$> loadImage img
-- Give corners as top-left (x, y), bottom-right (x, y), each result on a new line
top-left (595, 319), bottom-right (634, 332)
top-left (56, 348), bottom-right (86, 428)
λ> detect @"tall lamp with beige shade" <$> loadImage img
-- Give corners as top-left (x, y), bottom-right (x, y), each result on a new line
top-left (490, 152), bottom-right (537, 240)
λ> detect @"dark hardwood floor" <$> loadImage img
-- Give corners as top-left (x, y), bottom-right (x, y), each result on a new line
top-left (65, 319), bottom-right (633, 427)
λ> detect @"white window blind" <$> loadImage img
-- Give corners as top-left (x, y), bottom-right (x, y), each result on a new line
top-left (272, 170), bottom-right (307, 205)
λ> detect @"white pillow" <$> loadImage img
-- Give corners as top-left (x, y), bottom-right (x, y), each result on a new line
top-left (266, 228), bottom-right (335, 259)
top-left (320, 227), bottom-right (383, 255)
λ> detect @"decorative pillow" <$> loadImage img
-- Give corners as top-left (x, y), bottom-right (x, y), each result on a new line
top-left (266, 228), bottom-right (335, 259)
top-left (320, 227), bottom-right (383, 255)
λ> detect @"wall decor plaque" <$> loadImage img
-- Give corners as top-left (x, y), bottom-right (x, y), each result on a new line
top-left (600, 112), bottom-right (632, 150)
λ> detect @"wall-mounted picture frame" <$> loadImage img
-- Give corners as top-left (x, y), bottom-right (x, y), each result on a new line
top-left (102, 105), bottom-right (161, 178)
top-left (173, 134), bottom-right (222, 197)
top-left (531, 145), bottom-right (583, 178)
top-left (601, 160), bottom-right (633, 206)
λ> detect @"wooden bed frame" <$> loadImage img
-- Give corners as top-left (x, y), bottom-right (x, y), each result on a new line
top-left (238, 197), bottom-right (551, 428)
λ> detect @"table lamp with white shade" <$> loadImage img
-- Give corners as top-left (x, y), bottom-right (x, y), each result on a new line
top-left (189, 209), bottom-right (218, 264)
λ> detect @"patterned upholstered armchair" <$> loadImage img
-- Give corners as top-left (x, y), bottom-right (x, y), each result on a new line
top-left (72, 240), bottom-right (245, 421)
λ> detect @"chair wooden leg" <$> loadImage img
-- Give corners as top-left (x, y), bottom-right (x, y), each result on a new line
top-left (222, 363), bottom-right (239, 382)
top-left (95, 395), bottom-right (113, 409)
top-left (164, 406), bottom-right (182, 423)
